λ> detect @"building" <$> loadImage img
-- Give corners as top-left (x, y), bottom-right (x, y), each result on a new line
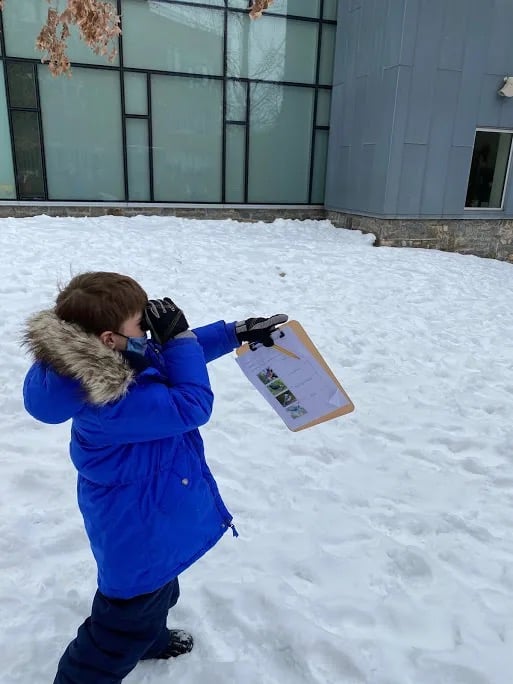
top-left (325, 0), bottom-right (513, 262)
top-left (1, 0), bottom-right (513, 261)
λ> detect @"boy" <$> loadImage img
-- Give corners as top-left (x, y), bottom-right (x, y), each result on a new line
top-left (22, 271), bottom-right (287, 684)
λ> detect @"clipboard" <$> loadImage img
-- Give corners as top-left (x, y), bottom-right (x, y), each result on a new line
top-left (235, 320), bottom-right (354, 432)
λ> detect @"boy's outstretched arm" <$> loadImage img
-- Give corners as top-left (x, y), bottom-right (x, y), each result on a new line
top-left (193, 314), bottom-right (289, 363)
top-left (192, 320), bottom-right (239, 363)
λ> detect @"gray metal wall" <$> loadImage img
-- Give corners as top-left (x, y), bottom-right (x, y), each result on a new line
top-left (325, 0), bottom-right (513, 218)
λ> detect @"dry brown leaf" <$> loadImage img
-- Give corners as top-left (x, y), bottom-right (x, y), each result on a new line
top-left (249, 0), bottom-right (274, 19)
top-left (36, 0), bottom-right (121, 76)
top-left (0, 0), bottom-right (271, 75)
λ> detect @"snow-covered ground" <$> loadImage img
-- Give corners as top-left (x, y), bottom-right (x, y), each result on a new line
top-left (1, 215), bottom-right (513, 684)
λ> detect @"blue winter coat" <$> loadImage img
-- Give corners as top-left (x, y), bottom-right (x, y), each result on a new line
top-left (23, 310), bottom-right (239, 598)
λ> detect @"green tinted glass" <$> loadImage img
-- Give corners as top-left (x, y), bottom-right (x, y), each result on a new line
top-left (38, 66), bottom-right (124, 200)
top-left (152, 75), bottom-right (222, 202)
top-left (248, 84), bottom-right (314, 202)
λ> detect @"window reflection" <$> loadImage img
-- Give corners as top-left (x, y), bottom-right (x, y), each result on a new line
top-left (227, 13), bottom-right (318, 84)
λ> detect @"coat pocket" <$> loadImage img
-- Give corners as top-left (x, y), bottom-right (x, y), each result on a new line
top-left (155, 455), bottom-right (192, 517)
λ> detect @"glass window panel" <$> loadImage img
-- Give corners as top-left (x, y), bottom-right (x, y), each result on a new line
top-left (228, 14), bottom-right (318, 84)
top-left (3, 0), bottom-right (118, 65)
top-left (38, 66), bottom-right (124, 200)
top-left (312, 129), bottom-right (328, 203)
top-left (465, 130), bottom-right (513, 209)
top-left (172, 0), bottom-right (224, 4)
top-left (122, 0), bottom-right (224, 75)
top-left (319, 24), bottom-right (336, 85)
top-left (124, 72), bottom-right (147, 116)
top-left (0, 63), bottom-right (16, 199)
top-left (11, 110), bottom-right (45, 199)
top-left (228, 1), bottom-right (256, 7)
top-left (226, 80), bottom-right (247, 122)
top-left (228, 0), bottom-right (319, 16)
top-left (151, 75), bottom-right (222, 202)
top-left (264, 0), bottom-right (320, 18)
top-left (323, 0), bottom-right (338, 21)
top-left (226, 124), bottom-right (245, 202)
top-left (248, 84), bottom-right (314, 202)
top-left (126, 118), bottom-right (150, 202)
top-left (6, 61), bottom-right (37, 108)
top-left (228, 0), bottom-right (254, 7)
top-left (316, 89), bottom-right (331, 127)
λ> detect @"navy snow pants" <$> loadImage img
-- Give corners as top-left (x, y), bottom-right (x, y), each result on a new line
top-left (53, 578), bottom-right (180, 684)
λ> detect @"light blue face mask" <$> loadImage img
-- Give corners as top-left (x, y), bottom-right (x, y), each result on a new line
top-left (124, 333), bottom-right (148, 356)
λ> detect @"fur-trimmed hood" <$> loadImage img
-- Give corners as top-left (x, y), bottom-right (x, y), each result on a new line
top-left (23, 310), bottom-right (135, 405)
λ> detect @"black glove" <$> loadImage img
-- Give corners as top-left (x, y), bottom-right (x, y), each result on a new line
top-left (143, 298), bottom-right (189, 345)
top-left (235, 314), bottom-right (288, 347)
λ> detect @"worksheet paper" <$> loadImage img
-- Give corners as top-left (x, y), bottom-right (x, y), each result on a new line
top-left (235, 326), bottom-right (351, 431)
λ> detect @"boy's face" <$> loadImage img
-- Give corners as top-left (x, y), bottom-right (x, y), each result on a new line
top-left (100, 311), bottom-right (145, 351)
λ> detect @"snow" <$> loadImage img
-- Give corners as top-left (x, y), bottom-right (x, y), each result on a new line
top-left (1, 214), bottom-right (513, 684)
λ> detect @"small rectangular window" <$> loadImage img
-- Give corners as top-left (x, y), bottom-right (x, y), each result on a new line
top-left (126, 118), bottom-right (150, 202)
top-left (465, 130), bottom-right (513, 209)
top-left (124, 72), bottom-right (147, 116)
top-left (225, 123), bottom-right (246, 202)
top-left (0, 63), bottom-right (16, 199)
top-left (226, 80), bottom-right (247, 122)
top-left (6, 61), bottom-right (37, 108)
top-left (11, 110), bottom-right (45, 199)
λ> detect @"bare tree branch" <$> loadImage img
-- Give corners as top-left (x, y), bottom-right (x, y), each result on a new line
top-left (0, 0), bottom-right (273, 76)
top-left (36, 0), bottom-right (121, 76)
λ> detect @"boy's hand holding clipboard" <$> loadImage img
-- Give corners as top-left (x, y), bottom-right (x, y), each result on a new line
top-left (235, 314), bottom-right (289, 347)
top-left (235, 319), bottom-right (354, 432)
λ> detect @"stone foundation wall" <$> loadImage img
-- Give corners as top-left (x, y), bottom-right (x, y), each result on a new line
top-left (326, 211), bottom-right (513, 263)
top-left (0, 204), bottom-right (326, 223)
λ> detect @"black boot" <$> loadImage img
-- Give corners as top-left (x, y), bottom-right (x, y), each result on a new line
top-left (154, 630), bottom-right (193, 659)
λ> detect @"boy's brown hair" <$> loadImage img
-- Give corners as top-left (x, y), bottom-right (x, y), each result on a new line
top-left (55, 272), bottom-right (148, 335)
